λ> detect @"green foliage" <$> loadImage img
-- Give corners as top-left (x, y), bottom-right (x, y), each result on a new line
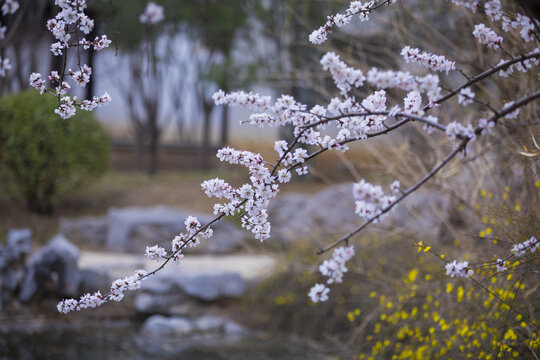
top-left (96, 0), bottom-right (248, 54)
top-left (0, 91), bottom-right (109, 214)
top-left (166, 0), bottom-right (248, 54)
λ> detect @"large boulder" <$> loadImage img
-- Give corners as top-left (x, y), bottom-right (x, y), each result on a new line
top-left (78, 268), bottom-right (111, 294)
top-left (386, 188), bottom-right (450, 239)
top-left (140, 314), bottom-right (245, 338)
top-left (140, 315), bottom-right (193, 337)
top-left (267, 193), bottom-right (312, 242)
top-left (0, 229), bottom-right (33, 310)
top-left (6, 228), bottom-right (33, 259)
top-left (142, 271), bottom-right (247, 302)
top-left (134, 292), bottom-right (191, 315)
top-left (268, 183), bottom-right (357, 241)
top-left (174, 272), bottom-right (247, 301)
top-left (303, 183), bottom-right (357, 232)
top-left (19, 234), bottom-right (80, 303)
top-left (106, 206), bottom-right (246, 254)
top-left (59, 216), bottom-right (108, 248)
top-left (134, 271), bottom-right (247, 316)
top-left (269, 183), bottom-right (452, 242)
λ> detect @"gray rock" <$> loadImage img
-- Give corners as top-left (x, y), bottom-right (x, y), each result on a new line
top-left (19, 234), bottom-right (80, 303)
top-left (134, 292), bottom-right (188, 315)
top-left (385, 189), bottom-right (448, 237)
top-left (307, 183), bottom-right (357, 231)
top-left (0, 229), bottom-right (32, 310)
top-left (192, 315), bottom-right (227, 332)
top-left (269, 183), bottom-right (357, 241)
top-left (106, 206), bottom-right (245, 254)
top-left (59, 216), bottom-right (108, 247)
top-left (140, 315), bottom-right (193, 337)
top-left (223, 320), bottom-right (247, 336)
top-left (0, 244), bottom-right (6, 271)
top-left (6, 228), bottom-right (33, 259)
top-left (79, 268), bottom-right (111, 294)
top-left (141, 275), bottom-right (177, 295)
top-left (268, 194), bottom-right (312, 241)
top-left (141, 271), bottom-right (247, 302)
top-left (269, 183), bottom-right (452, 242)
top-left (140, 314), bottom-right (246, 340)
top-left (2, 268), bottom-right (23, 292)
top-left (173, 273), bottom-right (247, 301)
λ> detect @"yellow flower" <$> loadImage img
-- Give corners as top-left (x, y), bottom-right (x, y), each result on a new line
top-left (503, 329), bottom-right (517, 341)
top-left (408, 269), bottom-right (418, 282)
top-left (457, 286), bottom-right (464, 303)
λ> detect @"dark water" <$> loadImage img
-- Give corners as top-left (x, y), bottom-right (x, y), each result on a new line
top-left (0, 320), bottom-right (333, 360)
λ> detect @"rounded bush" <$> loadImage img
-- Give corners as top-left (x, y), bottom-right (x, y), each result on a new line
top-left (0, 90), bottom-right (109, 214)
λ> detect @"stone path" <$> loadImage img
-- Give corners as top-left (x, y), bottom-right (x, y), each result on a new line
top-left (78, 251), bottom-right (277, 280)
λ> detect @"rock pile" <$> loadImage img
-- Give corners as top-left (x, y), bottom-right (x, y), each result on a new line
top-left (0, 231), bottom-right (111, 308)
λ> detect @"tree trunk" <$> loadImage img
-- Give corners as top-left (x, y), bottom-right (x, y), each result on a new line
top-left (135, 132), bottom-right (145, 172)
top-left (148, 128), bottom-right (158, 176)
top-left (200, 102), bottom-right (213, 171)
top-left (219, 106), bottom-right (229, 147)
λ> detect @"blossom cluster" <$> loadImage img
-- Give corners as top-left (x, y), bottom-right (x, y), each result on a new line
top-left (1, 0), bottom-right (18, 15)
top-left (145, 245), bottom-right (167, 261)
top-left (457, 87), bottom-right (475, 106)
top-left (401, 46), bottom-right (456, 74)
top-left (502, 101), bottom-right (520, 119)
top-left (445, 121), bottom-right (475, 140)
top-left (321, 52), bottom-right (365, 95)
top-left (319, 246), bottom-right (355, 284)
top-left (366, 68), bottom-right (441, 100)
top-left (473, 24), bottom-right (503, 50)
top-left (215, 87), bottom-right (405, 156)
top-left (445, 260), bottom-right (473, 278)
top-left (448, 0), bottom-right (479, 12)
top-left (478, 236), bottom-right (537, 274)
top-left (57, 269), bottom-right (148, 313)
top-left (140, 2), bottom-right (165, 25)
top-left (353, 179), bottom-right (397, 222)
top-left (214, 47), bottom-right (447, 149)
top-left (451, 0), bottom-right (536, 44)
top-left (109, 269), bottom-right (148, 301)
top-left (309, 245), bottom-right (355, 303)
top-left (170, 216), bottom-right (214, 261)
top-left (202, 147), bottom-right (281, 242)
top-left (496, 51), bottom-right (539, 78)
top-left (309, 0), bottom-right (397, 45)
top-left (495, 258), bottom-right (507, 272)
top-left (29, 0), bottom-right (112, 119)
top-left (511, 236), bottom-right (539, 257)
top-left (308, 283), bottom-right (330, 303)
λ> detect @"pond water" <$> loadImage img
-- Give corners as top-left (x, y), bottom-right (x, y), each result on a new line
top-left (0, 320), bottom-right (334, 360)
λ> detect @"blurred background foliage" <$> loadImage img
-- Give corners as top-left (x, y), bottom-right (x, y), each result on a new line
top-left (0, 91), bottom-right (108, 214)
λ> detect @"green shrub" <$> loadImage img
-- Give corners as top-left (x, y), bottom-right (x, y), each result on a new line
top-left (0, 91), bottom-right (109, 214)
